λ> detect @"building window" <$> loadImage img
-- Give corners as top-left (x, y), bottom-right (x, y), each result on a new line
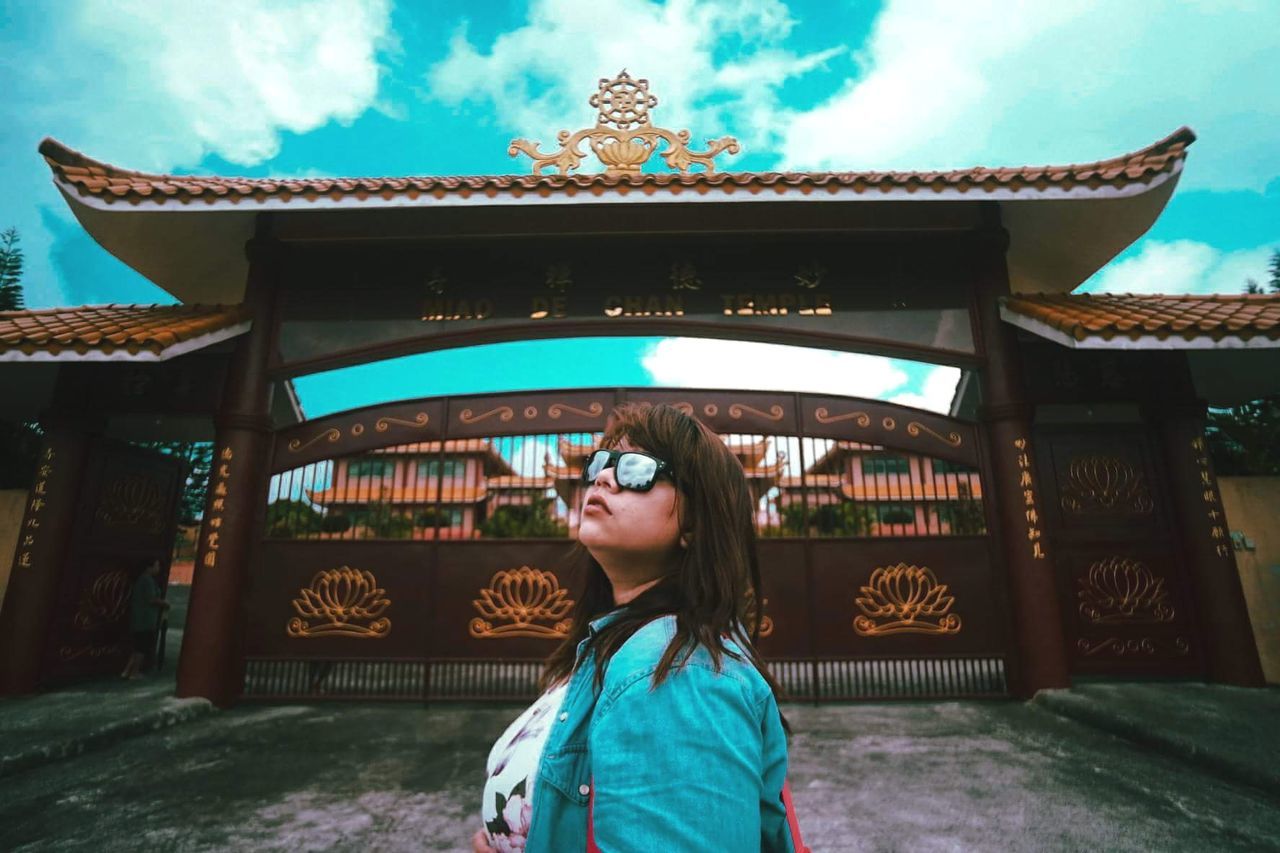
top-left (347, 459), bottom-right (395, 478)
top-left (862, 456), bottom-right (910, 476)
top-left (931, 458), bottom-right (972, 475)
top-left (876, 503), bottom-right (915, 525)
top-left (415, 506), bottom-right (463, 528)
top-left (417, 459), bottom-right (464, 479)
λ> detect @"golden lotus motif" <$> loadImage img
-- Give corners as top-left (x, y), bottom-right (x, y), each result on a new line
top-left (73, 569), bottom-right (130, 630)
top-left (854, 563), bottom-right (962, 636)
top-left (96, 475), bottom-right (165, 533)
top-left (1077, 557), bottom-right (1175, 624)
top-left (1060, 455), bottom-right (1154, 514)
top-left (287, 567), bottom-right (391, 638)
top-left (470, 567), bottom-right (575, 639)
top-left (509, 71), bottom-right (738, 176)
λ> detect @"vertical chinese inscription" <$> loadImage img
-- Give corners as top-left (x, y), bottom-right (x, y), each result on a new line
top-left (200, 446), bottom-right (233, 569)
top-left (1190, 436), bottom-right (1229, 559)
top-left (16, 447), bottom-right (57, 570)
top-left (1013, 438), bottom-right (1046, 560)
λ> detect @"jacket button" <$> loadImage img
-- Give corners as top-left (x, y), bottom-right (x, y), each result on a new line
top-left (579, 784), bottom-right (591, 796)
top-left (558, 712), bottom-right (568, 721)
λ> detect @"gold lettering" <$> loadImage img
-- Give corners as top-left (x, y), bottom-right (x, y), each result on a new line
top-left (755, 293), bottom-right (777, 314)
top-left (664, 294), bottom-right (685, 317)
top-left (209, 517), bottom-right (223, 529)
top-left (1023, 489), bottom-right (1035, 506)
top-left (720, 294), bottom-right (736, 316)
top-left (38, 464), bottom-right (52, 477)
top-left (1032, 542), bottom-right (1046, 559)
top-left (22, 535), bottom-right (34, 546)
top-left (1215, 543), bottom-right (1230, 557)
top-left (1019, 471), bottom-right (1033, 488)
top-left (203, 551), bottom-right (217, 568)
top-left (814, 294), bottom-right (833, 316)
top-left (1199, 470), bottom-right (1212, 486)
top-left (1027, 527), bottom-right (1041, 542)
top-left (25, 517), bottom-right (40, 529)
top-left (1016, 453), bottom-right (1030, 469)
top-left (214, 482), bottom-right (228, 497)
top-left (604, 295), bottom-right (624, 317)
top-left (34, 480), bottom-right (47, 495)
top-left (212, 498), bottom-right (225, 512)
top-left (18, 552), bottom-right (32, 567)
top-left (29, 497), bottom-right (45, 512)
top-left (218, 464), bottom-right (231, 479)
top-left (207, 532), bottom-right (220, 550)
top-left (1025, 508), bottom-right (1039, 525)
top-left (1190, 436), bottom-right (1206, 451)
top-left (43, 448), bottom-right (55, 461)
top-left (1013, 438), bottom-right (1027, 450)
top-left (777, 293), bottom-right (795, 315)
top-left (1209, 525), bottom-right (1225, 540)
top-left (736, 294), bottom-right (754, 316)
top-left (624, 295), bottom-right (645, 315)
top-left (530, 296), bottom-right (550, 320)
top-left (221, 447), bottom-right (234, 461)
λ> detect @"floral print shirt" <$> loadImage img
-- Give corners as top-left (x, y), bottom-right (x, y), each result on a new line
top-left (482, 680), bottom-right (569, 851)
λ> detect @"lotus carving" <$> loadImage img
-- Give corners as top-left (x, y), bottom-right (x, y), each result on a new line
top-left (96, 475), bottom-right (165, 533)
top-left (73, 569), bottom-right (130, 630)
top-left (287, 567), bottom-right (391, 638)
top-left (1060, 455), bottom-right (1154, 514)
top-left (470, 567), bottom-right (575, 639)
top-left (854, 563), bottom-right (962, 636)
top-left (1077, 557), bottom-right (1174, 623)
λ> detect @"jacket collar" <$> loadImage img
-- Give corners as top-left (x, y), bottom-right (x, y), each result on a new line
top-left (588, 607), bottom-right (626, 636)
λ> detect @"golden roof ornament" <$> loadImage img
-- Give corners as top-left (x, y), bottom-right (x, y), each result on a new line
top-left (509, 70), bottom-right (740, 176)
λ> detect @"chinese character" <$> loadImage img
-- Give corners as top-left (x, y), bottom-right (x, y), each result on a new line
top-left (1023, 489), bottom-right (1036, 506)
top-left (212, 498), bottom-right (225, 512)
top-left (42, 447), bottom-right (55, 461)
top-left (1025, 509), bottom-right (1040, 525)
top-left (1202, 489), bottom-right (1216, 504)
top-left (1027, 527), bottom-right (1041, 542)
top-left (17, 552), bottom-right (32, 567)
top-left (1016, 453), bottom-right (1030, 469)
top-left (1031, 542), bottom-right (1046, 559)
top-left (1199, 471), bottom-right (1212, 486)
top-left (220, 447), bottom-right (234, 461)
top-left (1019, 471), bottom-right (1034, 488)
top-left (218, 464), bottom-right (231, 479)
top-left (38, 465), bottom-right (52, 478)
top-left (209, 517), bottom-right (223, 529)
top-left (1215, 544), bottom-right (1230, 557)
top-left (214, 482), bottom-right (228, 497)
top-left (1190, 436), bottom-right (1206, 452)
top-left (1210, 526), bottom-right (1225, 540)
top-left (1013, 438), bottom-right (1027, 450)
top-left (25, 517), bottom-right (40, 529)
top-left (33, 480), bottom-right (47, 495)
top-left (1207, 509), bottom-right (1222, 520)
top-left (29, 497), bottom-right (45, 512)
top-left (207, 532), bottom-right (220, 550)
top-left (203, 551), bottom-right (217, 568)
top-left (21, 535), bottom-right (34, 547)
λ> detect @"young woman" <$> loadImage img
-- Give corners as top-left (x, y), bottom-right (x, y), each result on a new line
top-left (475, 402), bottom-right (802, 852)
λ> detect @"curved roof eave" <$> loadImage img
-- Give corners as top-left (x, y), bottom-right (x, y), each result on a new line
top-left (41, 129), bottom-right (1194, 304)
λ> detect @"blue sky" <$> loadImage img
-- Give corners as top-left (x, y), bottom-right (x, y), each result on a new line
top-left (2, 0), bottom-right (1277, 418)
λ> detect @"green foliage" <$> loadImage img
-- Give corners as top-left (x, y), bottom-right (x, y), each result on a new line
top-left (266, 499), bottom-right (326, 538)
top-left (142, 441), bottom-right (213, 525)
top-left (0, 228), bottom-right (23, 311)
top-left (479, 495), bottom-right (568, 538)
top-left (0, 419), bottom-right (42, 488)
top-left (1207, 396), bottom-right (1280, 475)
top-left (352, 501), bottom-right (415, 539)
top-left (1270, 249), bottom-right (1280, 293)
top-left (779, 501), bottom-right (877, 536)
top-left (320, 513), bottom-right (352, 534)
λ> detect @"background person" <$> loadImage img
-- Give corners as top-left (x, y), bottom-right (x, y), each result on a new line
top-left (474, 402), bottom-right (801, 852)
top-left (121, 558), bottom-right (169, 680)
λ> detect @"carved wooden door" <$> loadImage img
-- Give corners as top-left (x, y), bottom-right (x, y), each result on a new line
top-left (1034, 426), bottom-right (1204, 677)
top-left (41, 440), bottom-right (185, 685)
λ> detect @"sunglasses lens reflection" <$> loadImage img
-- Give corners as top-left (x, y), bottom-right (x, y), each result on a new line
top-left (616, 453), bottom-right (656, 488)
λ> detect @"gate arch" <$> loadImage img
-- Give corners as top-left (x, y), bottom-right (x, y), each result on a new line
top-left (242, 387), bottom-right (1013, 701)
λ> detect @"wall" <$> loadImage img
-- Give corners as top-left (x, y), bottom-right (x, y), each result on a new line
top-left (0, 489), bottom-right (30, 610)
top-left (1219, 476), bottom-right (1280, 684)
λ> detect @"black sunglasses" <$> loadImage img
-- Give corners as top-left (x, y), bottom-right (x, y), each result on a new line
top-left (580, 449), bottom-right (674, 492)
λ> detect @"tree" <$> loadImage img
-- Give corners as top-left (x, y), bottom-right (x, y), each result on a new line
top-left (479, 496), bottom-right (568, 538)
top-left (0, 228), bottom-right (24, 311)
top-left (143, 441), bottom-right (213, 524)
top-left (1270, 248), bottom-right (1280, 293)
top-left (779, 501), bottom-right (877, 536)
top-left (1206, 396), bottom-right (1280, 475)
top-left (266, 499), bottom-right (326, 538)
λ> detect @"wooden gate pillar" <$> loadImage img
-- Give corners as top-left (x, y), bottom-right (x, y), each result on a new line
top-left (0, 403), bottom-right (97, 694)
top-left (1151, 398), bottom-right (1264, 686)
top-left (971, 215), bottom-right (1071, 696)
top-left (176, 238), bottom-right (277, 708)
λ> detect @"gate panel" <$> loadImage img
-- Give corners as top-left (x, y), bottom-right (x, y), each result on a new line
top-left (244, 388), bottom-right (1011, 702)
top-left (43, 441), bottom-right (184, 684)
top-left (1035, 428), bottom-right (1204, 677)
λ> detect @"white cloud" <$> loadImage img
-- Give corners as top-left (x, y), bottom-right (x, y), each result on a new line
top-left (1084, 240), bottom-right (1275, 295)
top-left (425, 0), bottom-right (842, 157)
top-left (640, 337), bottom-right (914, 398)
top-left (58, 0), bottom-right (393, 169)
top-left (780, 0), bottom-right (1280, 192)
top-left (889, 366), bottom-right (962, 414)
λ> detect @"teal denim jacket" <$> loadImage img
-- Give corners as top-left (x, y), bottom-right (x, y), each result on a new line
top-left (524, 610), bottom-right (796, 852)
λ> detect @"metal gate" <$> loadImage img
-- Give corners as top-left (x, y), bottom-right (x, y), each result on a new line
top-left (241, 388), bottom-right (1013, 701)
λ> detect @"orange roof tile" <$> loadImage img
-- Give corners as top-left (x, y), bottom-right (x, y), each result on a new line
top-left (40, 128), bottom-right (1195, 208)
top-left (1001, 293), bottom-right (1280, 347)
top-left (0, 303), bottom-right (249, 359)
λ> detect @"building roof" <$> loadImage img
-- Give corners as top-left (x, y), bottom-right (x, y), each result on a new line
top-left (40, 130), bottom-right (1194, 303)
top-left (0, 303), bottom-right (250, 361)
top-left (1001, 293), bottom-right (1280, 349)
top-left (308, 484), bottom-right (487, 505)
top-left (40, 129), bottom-right (1193, 209)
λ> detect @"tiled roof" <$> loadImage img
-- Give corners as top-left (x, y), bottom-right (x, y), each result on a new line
top-left (40, 128), bottom-right (1195, 207)
top-left (1002, 293), bottom-right (1280, 346)
top-left (0, 303), bottom-right (249, 358)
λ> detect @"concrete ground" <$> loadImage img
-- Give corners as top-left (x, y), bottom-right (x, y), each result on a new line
top-left (1, 598), bottom-right (1277, 852)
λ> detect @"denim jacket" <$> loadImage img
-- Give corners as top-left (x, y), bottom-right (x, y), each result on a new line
top-left (524, 610), bottom-right (796, 852)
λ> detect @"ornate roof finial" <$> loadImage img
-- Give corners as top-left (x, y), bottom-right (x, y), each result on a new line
top-left (509, 70), bottom-right (740, 176)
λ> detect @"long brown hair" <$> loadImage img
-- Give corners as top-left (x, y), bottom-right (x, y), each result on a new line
top-left (539, 402), bottom-right (790, 729)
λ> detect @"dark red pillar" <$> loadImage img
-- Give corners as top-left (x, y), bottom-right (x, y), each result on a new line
top-left (176, 238), bottom-right (277, 708)
top-left (1152, 398), bottom-right (1265, 686)
top-left (971, 217), bottom-right (1071, 696)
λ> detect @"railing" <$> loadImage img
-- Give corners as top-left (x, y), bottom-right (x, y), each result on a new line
top-left (242, 655), bottom-right (1007, 702)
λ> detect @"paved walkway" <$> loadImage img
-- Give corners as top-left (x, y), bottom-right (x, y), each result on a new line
top-left (1, 675), bottom-right (1277, 851)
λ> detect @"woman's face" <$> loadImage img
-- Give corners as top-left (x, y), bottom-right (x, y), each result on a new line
top-left (578, 436), bottom-right (683, 562)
